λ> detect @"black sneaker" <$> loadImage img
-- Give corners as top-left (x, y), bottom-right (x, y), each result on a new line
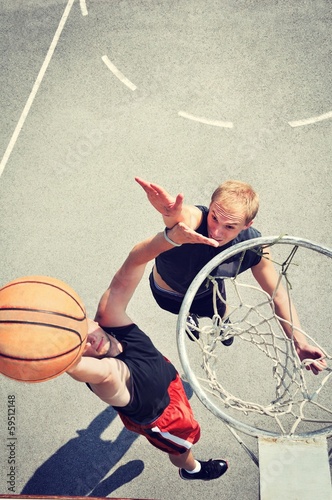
top-left (220, 318), bottom-right (234, 346)
top-left (221, 336), bottom-right (234, 346)
top-left (179, 459), bottom-right (228, 481)
top-left (186, 313), bottom-right (199, 341)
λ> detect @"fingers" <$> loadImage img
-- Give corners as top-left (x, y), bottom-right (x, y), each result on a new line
top-left (188, 230), bottom-right (219, 247)
top-left (302, 356), bottom-right (327, 375)
top-left (135, 177), bottom-right (148, 188)
top-left (168, 223), bottom-right (219, 247)
top-left (135, 177), bottom-right (155, 194)
top-left (135, 177), bottom-right (164, 195)
top-left (306, 363), bottom-right (319, 375)
top-left (82, 342), bottom-right (91, 355)
top-left (174, 193), bottom-right (185, 208)
top-left (203, 237), bottom-right (219, 247)
top-left (135, 177), bottom-right (181, 201)
top-left (313, 358), bottom-right (328, 373)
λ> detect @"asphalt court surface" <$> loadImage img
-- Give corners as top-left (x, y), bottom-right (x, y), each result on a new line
top-left (0, 1), bottom-right (331, 499)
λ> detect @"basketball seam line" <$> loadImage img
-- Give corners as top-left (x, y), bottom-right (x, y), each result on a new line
top-left (0, 306), bottom-right (86, 321)
top-left (0, 280), bottom-right (86, 314)
top-left (0, 319), bottom-right (85, 338)
top-left (0, 343), bottom-right (83, 361)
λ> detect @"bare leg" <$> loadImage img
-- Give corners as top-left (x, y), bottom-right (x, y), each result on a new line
top-left (168, 449), bottom-right (197, 471)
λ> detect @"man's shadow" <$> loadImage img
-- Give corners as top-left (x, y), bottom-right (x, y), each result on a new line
top-left (21, 380), bottom-right (193, 497)
top-left (21, 406), bottom-right (143, 497)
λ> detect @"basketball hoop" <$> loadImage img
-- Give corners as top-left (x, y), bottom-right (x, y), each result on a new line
top-left (177, 236), bottom-right (332, 440)
top-left (177, 236), bottom-right (332, 498)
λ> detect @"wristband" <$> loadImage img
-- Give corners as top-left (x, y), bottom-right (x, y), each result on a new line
top-left (163, 228), bottom-right (182, 247)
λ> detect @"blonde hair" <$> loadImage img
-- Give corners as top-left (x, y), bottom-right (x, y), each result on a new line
top-left (211, 180), bottom-right (259, 224)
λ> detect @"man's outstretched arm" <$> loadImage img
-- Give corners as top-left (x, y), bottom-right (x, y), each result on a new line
top-left (95, 224), bottom-right (219, 328)
top-left (251, 248), bottom-right (327, 375)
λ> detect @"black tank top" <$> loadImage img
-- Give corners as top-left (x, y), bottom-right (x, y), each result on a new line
top-left (102, 324), bottom-right (177, 424)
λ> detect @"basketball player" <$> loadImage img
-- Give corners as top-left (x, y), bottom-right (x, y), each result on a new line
top-left (67, 227), bottom-right (228, 481)
top-left (135, 177), bottom-right (327, 374)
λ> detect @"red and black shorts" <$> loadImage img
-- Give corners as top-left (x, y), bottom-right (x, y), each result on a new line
top-left (118, 373), bottom-right (201, 455)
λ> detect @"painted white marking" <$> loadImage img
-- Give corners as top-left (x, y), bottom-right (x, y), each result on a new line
top-left (79, 0), bottom-right (88, 16)
top-left (288, 111), bottom-right (332, 128)
top-left (101, 55), bottom-right (137, 91)
top-left (0, 0), bottom-right (76, 179)
top-left (178, 110), bottom-right (233, 128)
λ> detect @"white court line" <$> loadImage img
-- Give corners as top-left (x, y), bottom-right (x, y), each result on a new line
top-left (288, 110), bottom-right (332, 128)
top-left (101, 55), bottom-right (137, 91)
top-left (178, 110), bottom-right (233, 128)
top-left (79, 0), bottom-right (88, 16)
top-left (0, 0), bottom-right (76, 179)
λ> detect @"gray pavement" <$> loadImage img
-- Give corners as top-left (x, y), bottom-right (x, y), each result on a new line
top-left (0, 1), bottom-right (331, 499)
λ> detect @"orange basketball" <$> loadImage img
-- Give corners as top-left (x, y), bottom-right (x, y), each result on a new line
top-left (0, 276), bottom-right (88, 383)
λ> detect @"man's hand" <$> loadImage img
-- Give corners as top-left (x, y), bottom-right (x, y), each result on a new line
top-left (135, 177), bottom-right (184, 218)
top-left (167, 222), bottom-right (219, 247)
top-left (295, 343), bottom-right (327, 375)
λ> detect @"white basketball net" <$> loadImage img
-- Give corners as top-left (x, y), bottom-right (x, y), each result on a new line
top-left (177, 236), bottom-right (332, 439)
